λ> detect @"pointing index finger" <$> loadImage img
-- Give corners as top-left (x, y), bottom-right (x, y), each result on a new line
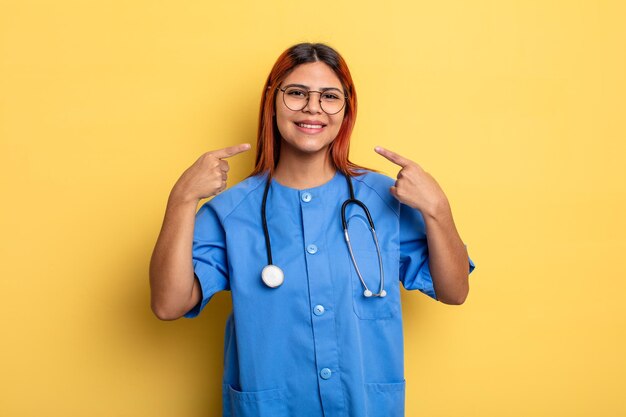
top-left (374, 146), bottom-right (410, 167)
top-left (212, 143), bottom-right (251, 159)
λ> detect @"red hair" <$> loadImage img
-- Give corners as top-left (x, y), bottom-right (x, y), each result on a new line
top-left (250, 43), bottom-right (369, 178)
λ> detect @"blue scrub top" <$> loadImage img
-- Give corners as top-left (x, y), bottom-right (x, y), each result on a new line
top-left (185, 170), bottom-right (475, 417)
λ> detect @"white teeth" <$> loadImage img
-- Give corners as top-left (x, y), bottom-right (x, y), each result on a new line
top-left (297, 123), bottom-right (323, 129)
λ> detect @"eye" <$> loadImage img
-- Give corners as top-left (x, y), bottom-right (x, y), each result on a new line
top-left (285, 88), bottom-right (307, 98)
top-left (322, 92), bottom-right (341, 101)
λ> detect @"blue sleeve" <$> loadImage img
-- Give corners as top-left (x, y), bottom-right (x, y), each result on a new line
top-left (184, 203), bottom-right (230, 318)
top-left (398, 204), bottom-right (475, 300)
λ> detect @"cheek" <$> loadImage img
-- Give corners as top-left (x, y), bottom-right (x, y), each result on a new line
top-left (330, 114), bottom-right (345, 134)
top-left (274, 105), bottom-right (290, 136)
top-left (276, 113), bottom-right (289, 136)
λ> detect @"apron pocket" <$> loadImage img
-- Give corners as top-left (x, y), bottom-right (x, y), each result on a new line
top-left (364, 380), bottom-right (406, 417)
top-left (228, 385), bottom-right (288, 417)
top-left (350, 248), bottom-right (401, 320)
top-left (346, 214), bottom-right (400, 320)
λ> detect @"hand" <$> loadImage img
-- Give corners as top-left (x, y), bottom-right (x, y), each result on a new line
top-left (374, 146), bottom-right (450, 218)
top-left (171, 143), bottom-right (251, 203)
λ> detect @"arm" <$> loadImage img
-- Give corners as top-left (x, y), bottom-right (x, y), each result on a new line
top-left (149, 193), bottom-right (202, 320)
top-left (421, 200), bottom-right (470, 305)
top-left (375, 146), bottom-right (470, 305)
top-left (149, 143), bottom-right (251, 320)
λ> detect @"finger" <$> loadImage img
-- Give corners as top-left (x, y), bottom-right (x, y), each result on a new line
top-left (374, 146), bottom-right (411, 168)
top-left (389, 186), bottom-right (399, 201)
top-left (219, 160), bottom-right (229, 172)
top-left (212, 143), bottom-right (251, 160)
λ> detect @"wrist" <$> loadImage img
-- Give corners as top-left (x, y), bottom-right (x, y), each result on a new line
top-left (168, 187), bottom-right (199, 209)
top-left (421, 197), bottom-right (452, 221)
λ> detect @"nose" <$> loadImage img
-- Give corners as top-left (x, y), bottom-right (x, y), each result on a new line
top-left (302, 91), bottom-right (322, 114)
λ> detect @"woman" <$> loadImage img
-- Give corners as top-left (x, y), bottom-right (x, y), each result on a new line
top-left (150, 43), bottom-right (475, 417)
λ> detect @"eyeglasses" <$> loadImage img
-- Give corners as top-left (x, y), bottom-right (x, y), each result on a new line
top-left (278, 85), bottom-right (347, 115)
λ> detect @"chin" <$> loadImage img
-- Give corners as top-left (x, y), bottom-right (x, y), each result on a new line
top-left (281, 135), bottom-right (331, 154)
top-left (294, 141), bottom-right (333, 155)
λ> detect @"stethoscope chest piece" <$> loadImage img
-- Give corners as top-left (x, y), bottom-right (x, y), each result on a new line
top-left (262, 264), bottom-right (284, 288)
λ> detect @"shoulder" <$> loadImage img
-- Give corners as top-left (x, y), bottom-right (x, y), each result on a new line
top-left (353, 170), bottom-right (395, 190)
top-left (201, 174), bottom-right (266, 221)
top-left (352, 170), bottom-right (399, 216)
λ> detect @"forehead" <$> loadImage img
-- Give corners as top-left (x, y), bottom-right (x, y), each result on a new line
top-left (282, 62), bottom-right (343, 89)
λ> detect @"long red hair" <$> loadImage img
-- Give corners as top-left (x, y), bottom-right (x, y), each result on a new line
top-left (250, 43), bottom-right (368, 178)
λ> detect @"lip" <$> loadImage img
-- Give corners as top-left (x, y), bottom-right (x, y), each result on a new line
top-left (295, 119), bottom-right (326, 126)
top-left (294, 120), bottom-right (326, 134)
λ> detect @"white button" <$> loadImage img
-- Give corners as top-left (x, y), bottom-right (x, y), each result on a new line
top-left (301, 192), bottom-right (312, 202)
top-left (313, 305), bottom-right (325, 316)
top-left (306, 244), bottom-right (318, 254)
top-left (320, 368), bottom-right (332, 379)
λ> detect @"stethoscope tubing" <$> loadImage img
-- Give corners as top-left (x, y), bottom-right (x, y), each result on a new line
top-left (261, 176), bottom-right (274, 265)
top-left (261, 174), bottom-right (386, 297)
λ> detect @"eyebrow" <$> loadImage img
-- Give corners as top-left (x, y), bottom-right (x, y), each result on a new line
top-left (283, 83), bottom-right (343, 92)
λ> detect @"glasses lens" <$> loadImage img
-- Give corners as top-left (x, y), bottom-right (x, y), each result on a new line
top-left (283, 87), bottom-right (308, 111)
top-left (319, 90), bottom-right (345, 115)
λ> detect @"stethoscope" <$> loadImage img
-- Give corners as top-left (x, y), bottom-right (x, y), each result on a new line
top-left (260, 174), bottom-right (386, 298)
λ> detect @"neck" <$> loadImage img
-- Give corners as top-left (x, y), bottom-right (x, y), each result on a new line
top-left (273, 147), bottom-right (336, 189)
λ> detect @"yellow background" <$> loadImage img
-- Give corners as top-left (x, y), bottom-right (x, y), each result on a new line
top-left (1, 0), bottom-right (625, 416)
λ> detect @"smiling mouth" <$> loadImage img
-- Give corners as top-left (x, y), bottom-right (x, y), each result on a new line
top-left (295, 122), bottom-right (325, 129)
